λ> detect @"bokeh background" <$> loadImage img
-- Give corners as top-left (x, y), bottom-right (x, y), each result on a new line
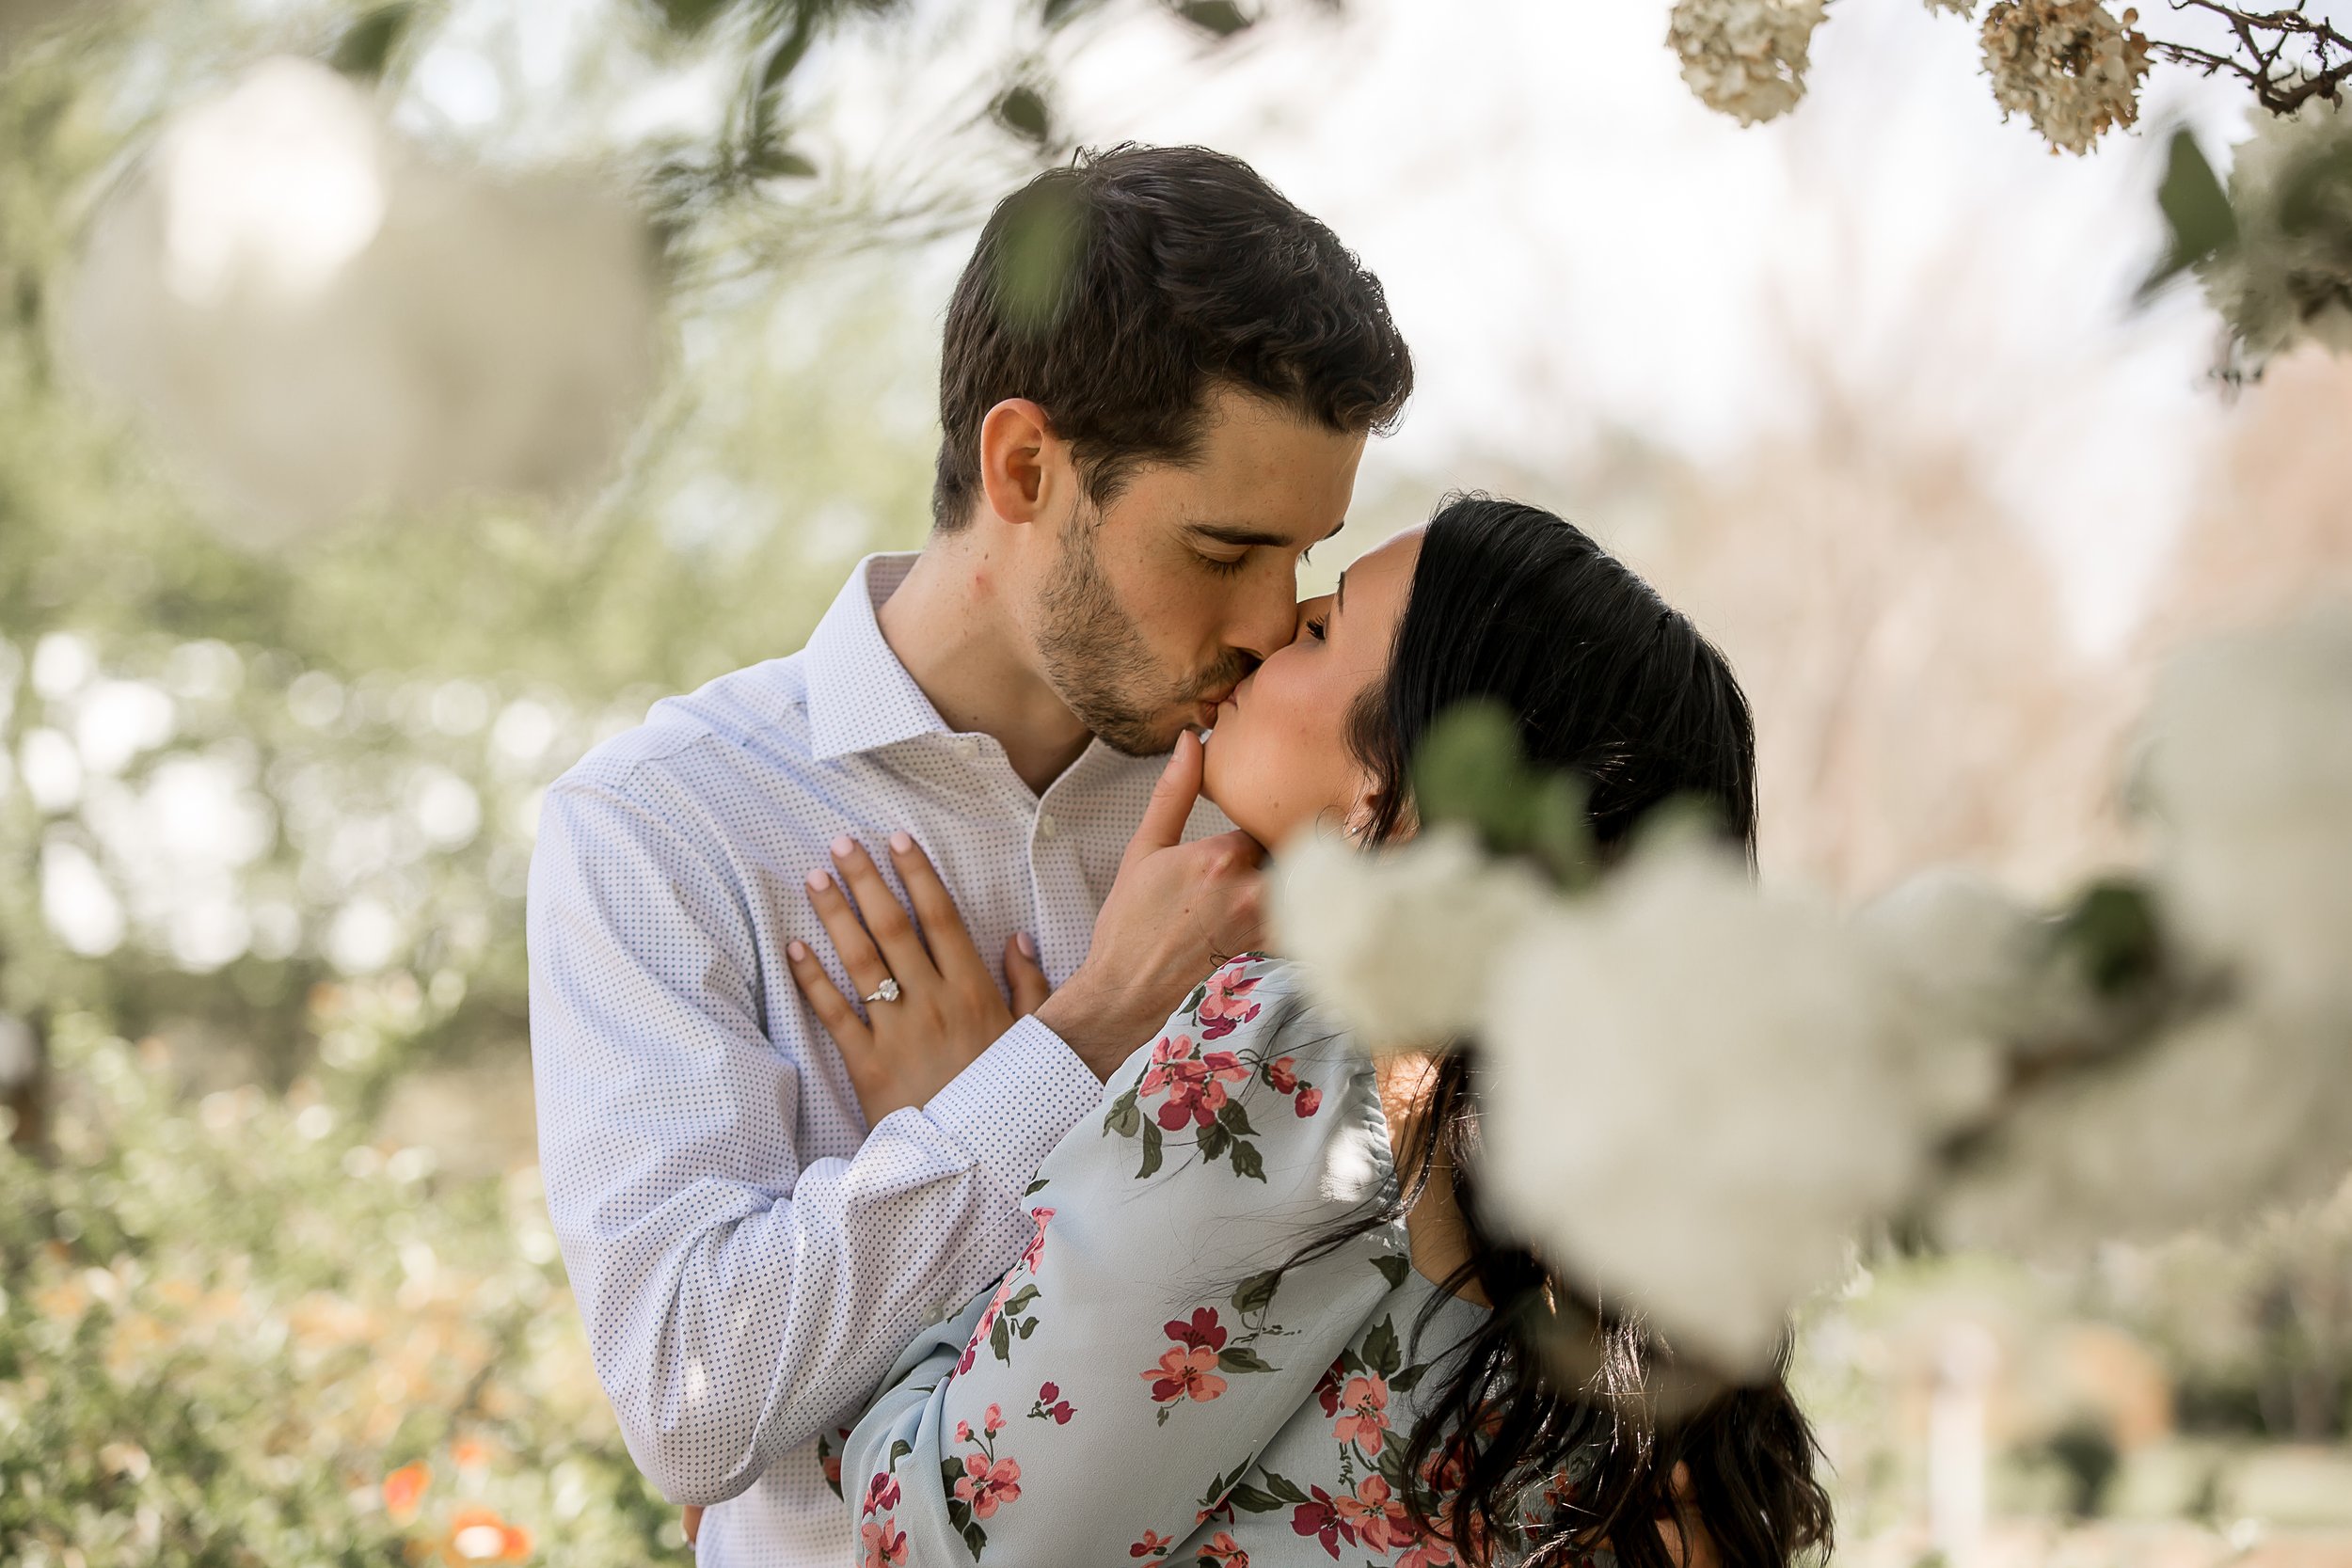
top-left (5, 1), bottom-right (2351, 1563)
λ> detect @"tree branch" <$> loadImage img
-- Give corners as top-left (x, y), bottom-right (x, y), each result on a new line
top-left (2151, 1), bottom-right (2352, 116)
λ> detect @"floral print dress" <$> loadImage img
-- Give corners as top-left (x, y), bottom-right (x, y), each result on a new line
top-left (842, 956), bottom-right (1595, 1568)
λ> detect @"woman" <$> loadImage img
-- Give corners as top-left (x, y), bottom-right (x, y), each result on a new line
top-left (804, 497), bottom-right (1832, 1566)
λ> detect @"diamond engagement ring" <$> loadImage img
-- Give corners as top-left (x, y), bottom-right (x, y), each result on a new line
top-left (863, 978), bottom-right (902, 1005)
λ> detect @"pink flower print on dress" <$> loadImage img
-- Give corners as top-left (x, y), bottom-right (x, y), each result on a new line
top-left (1196, 1529), bottom-right (1250, 1566)
top-left (953, 1452), bottom-right (1023, 1520)
top-left (1154, 1052), bottom-right (1252, 1131)
top-left (1129, 1528), bottom-right (1175, 1560)
top-left (1294, 1086), bottom-right (1323, 1118)
top-left (1145, 1307), bottom-right (1231, 1405)
top-left (1016, 1208), bottom-right (1055, 1275)
top-left (1265, 1056), bottom-right (1299, 1093)
top-left (859, 1516), bottom-right (909, 1568)
top-left (1194, 967), bottom-right (1263, 1040)
top-left (1333, 1474), bottom-right (1411, 1553)
top-left (1332, 1372), bottom-right (1392, 1456)
top-left (859, 1470), bottom-right (901, 1516)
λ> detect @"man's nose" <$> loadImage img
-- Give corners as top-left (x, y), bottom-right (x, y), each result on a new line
top-left (1231, 575), bottom-right (1303, 661)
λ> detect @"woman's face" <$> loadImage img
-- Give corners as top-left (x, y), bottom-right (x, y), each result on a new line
top-left (1200, 526), bottom-right (1424, 849)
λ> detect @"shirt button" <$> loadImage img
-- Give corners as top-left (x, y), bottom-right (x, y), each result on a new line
top-left (1036, 813), bottom-right (1057, 840)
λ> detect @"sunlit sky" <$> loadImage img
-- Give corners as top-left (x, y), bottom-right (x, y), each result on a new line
top-left (407, 0), bottom-right (2263, 651)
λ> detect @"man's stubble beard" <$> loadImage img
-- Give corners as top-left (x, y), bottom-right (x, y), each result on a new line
top-left (1035, 504), bottom-right (1247, 757)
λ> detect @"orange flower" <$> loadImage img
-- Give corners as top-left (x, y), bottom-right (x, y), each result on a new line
top-left (383, 1462), bottom-right (432, 1523)
top-left (451, 1438), bottom-right (489, 1471)
top-left (446, 1506), bottom-right (532, 1562)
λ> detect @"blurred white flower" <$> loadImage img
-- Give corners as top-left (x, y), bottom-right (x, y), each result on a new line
top-left (2200, 101), bottom-right (2352, 362)
top-left (65, 56), bottom-right (661, 538)
top-left (18, 727), bottom-right (82, 813)
top-left (1666, 0), bottom-right (1828, 127)
top-left (1934, 1003), bottom-right (2352, 1253)
top-left (1979, 0), bottom-right (2150, 156)
top-left (1481, 841), bottom-right (1999, 1371)
top-left (1860, 867), bottom-right (2101, 1051)
top-left (1271, 825), bottom-right (1548, 1053)
top-left (327, 896), bottom-right (405, 974)
top-left (409, 766), bottom-right (482, 848)
top-left (40, 836), bottom-right (125, 957)
top-left (30, 631), bottom-right (94, 700)
top-left (72, 678), bottom-right (177, 776)
top-left (2142, 605), bottom-right (2352, 1016)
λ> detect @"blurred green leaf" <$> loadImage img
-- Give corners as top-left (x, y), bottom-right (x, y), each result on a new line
top-left (1412, 700), bottom-right (1594, 887)
top-left (328, 3), bottom-right (414, 79)
top-left (993, 82), bottom-right (1053, 145)
top-left (2140, 127), bottom-right (2238, 299)
top-left (747, 141), bottom-right (818, 179)
top-left (1043, 0), bottom-right (1105, 24)
top-left (653, 0), bottom-right (738, 34)
top-left (1174, 0), bottom-right (1254, 38)
top-left (994, 176), bottom-right (1088, 336)
top-left (2054, 876), bottom-right (2164, 997)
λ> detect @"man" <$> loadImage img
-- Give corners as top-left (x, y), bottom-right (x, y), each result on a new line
top-left (529, 144), bottom-right (1413, 1565)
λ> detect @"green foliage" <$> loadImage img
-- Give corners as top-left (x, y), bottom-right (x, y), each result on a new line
top-left (2144, 127), bottom-right (2237, 298)
top-left (2052, 876), bottom-right (2165, 998)
top-left (993, 175), bottom-right (1089, 336)
top-left (0, 1012), bottom-right (676, 1565)
top-left (1409, 700), bottom-right (1594, 887)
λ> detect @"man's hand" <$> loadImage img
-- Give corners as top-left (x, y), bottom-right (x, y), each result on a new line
top-left (1037, 731), bottom-right (1266, 1080)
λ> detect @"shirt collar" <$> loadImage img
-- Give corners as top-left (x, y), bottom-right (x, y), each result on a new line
top-left (803, 553), bottom-right (955, 761)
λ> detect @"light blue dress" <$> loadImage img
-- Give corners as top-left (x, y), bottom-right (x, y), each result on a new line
top-left (841, 956), bottom-right (1598, 1567)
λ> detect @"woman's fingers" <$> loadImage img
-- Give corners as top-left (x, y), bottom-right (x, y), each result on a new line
top-left (829, 836), bottom-right (940, 989)
top-left (786, 938), bottom-right (872, 1053)
top-left (1004, 932), bottom-right (1051, 1017)
top-left (803, 867), bottom-right (895, 1006)
top-left (886, 832), bottom-right (993, 991)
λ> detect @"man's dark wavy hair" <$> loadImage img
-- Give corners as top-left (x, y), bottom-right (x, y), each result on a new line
top-left (930, 143), bottom-right (1413, 531)
top-left (1326, 495), bottom-right (1835, 1567)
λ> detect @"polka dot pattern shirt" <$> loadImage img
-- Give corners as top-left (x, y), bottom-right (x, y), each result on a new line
top-left (528, 554), bottom-right (1229, 1566)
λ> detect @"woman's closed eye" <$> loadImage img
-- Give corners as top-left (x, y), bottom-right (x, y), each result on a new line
top-left (1302, 615), bottom-right (1327, 641)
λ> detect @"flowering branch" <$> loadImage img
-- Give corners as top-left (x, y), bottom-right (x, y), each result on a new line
top-left (2148, 1), bottom-right (2352, 116)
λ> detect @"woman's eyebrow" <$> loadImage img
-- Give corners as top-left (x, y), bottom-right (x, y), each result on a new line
top-left (1335, 569), bottom-right (1350, 615)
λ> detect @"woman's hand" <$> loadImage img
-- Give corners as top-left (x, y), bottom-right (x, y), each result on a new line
top-left (788, 831), bottom-right (1051, 1127)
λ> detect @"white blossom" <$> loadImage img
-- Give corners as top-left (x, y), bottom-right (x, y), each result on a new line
top-left (2141, 604), bottom-right (2352, 1018)
top-left (2200, 101), bottom-right (2352, 362)
top-left (64, 57), bottom-right (660, 540)
top-left (1667, 0), bottom-right (1829, 127)
top-left (1979, 0), bottom-right (2151, 156)
top-left (1271, 826), bottom-right (1547, 1053)
top-left (1934, 1004), bottom-right (2352, 1253)
top-left (1859, 868), bottom-right (2102, 1053)
top-left (1479, 841), bottom-right (1998, 1372)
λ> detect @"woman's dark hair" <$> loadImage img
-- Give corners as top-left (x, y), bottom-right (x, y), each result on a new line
top-left (1339, 495), bottom-right (1831, 1567)
top-left (931, 143), bottom-right (1413, 531)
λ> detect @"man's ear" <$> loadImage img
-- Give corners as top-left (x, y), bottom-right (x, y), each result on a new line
top-left (977, 398), bottom-right (1065, 529)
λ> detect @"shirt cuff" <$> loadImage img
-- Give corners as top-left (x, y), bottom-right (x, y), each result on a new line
top-left (922, 1014), bottom-right (1102, 1199)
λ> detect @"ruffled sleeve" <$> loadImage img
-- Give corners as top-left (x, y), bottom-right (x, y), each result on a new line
top-left (841, 956), bottom-right (1414, 1563)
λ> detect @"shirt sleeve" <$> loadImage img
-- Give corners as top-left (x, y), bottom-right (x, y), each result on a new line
top-left (842, 956), bottom-right (1410, 1562)
top-left (528, 770), bottom-right (1103, 1507)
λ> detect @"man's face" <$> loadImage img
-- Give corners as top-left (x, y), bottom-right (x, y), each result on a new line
top-left (1027, 385), bottom-right (1367, 756)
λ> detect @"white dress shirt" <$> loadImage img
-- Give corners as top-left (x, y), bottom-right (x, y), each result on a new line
top-left (528, 553), bottom-right (1227, 1566)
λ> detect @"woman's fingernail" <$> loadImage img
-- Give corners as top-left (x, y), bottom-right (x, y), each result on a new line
top-left (805, 868), bottom-right (829, 892)
top-left (787, 940), bottom-right (808, 959)
top-left (1017, 932), bottom-right (1037, 958)
top-left (831, 835), bottom-right (854, 859)
top-left (890, 832), bottom-right (914, 854)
